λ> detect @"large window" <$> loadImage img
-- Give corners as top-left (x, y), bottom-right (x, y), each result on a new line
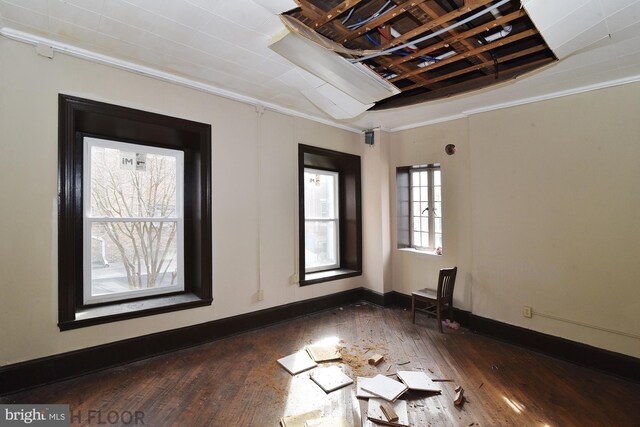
top-left (299, 145), bottom-right (361, 285)
top-left (84, 138), bottom-right (184, 304)
top-left (58, 95), bottom-right (212, 330)
top-left (397, 164), bottom-right (443, 253)
top-left (304, 168), bottom-right (340, 272)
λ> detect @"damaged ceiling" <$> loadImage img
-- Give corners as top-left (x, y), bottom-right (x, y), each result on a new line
top-left (0, 0), bottom-right (639, 129)
top-left (287, 0), bottom-right (556, 110)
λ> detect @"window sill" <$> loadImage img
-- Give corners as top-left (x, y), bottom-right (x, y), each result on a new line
top-left (58, 293), bottom-right (213, 331)
top-left (301, 268), bottom-right (361, 286)
top-left (397, 247), bottom-right (442, 256)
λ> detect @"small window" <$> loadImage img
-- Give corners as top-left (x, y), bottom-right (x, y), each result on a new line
top-left (84, 138), bottom-right (185, 304)
top-left (304, 168), bottom-right (340, 273)
top-left (397, 164), bottom-right (443, 253)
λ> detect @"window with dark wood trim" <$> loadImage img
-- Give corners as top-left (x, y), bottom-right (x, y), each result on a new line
top-left (299, 144), bottom-right (362, 285)
top-left (58, 95), bottom-right (212, 330)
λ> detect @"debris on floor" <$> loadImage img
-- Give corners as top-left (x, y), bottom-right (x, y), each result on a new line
top-left (279, 410), bottom-right (322, 427)
top-left (454, 385), bottom-right (465, 406)
top-left (309, 366), bottom-right (353, 393)
top-left (306, 342), bottom-right (342, 362)
top-left (277, 351), bottom-right (317, 375)
top-left (396, 371), bottom-right (441, 393)
top-left (366, 398), bottom-right (409, 427)
top-left (361, 374), bottom-right (408, 402)
top-left (368, 354), bottom-right (384, 366)
top-left (442, 319), bottom-right (461, 330)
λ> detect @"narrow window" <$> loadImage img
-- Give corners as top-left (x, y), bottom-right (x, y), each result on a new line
top-left (298, 144), bottom-right (362, 285)
top-left (304, 168), bottom-right (340, 273)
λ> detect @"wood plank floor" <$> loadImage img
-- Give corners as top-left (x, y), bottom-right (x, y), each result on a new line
top-left (2, 304), bottom-right (639, 426)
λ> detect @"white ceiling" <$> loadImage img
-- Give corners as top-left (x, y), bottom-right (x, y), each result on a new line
top-left (1, 0), bottom-right (639, 131)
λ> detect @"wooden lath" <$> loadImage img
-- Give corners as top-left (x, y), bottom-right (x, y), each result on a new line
top-left (378, 0), bottom-right (495, 49)
top-left (390, 28), bottom-right (539, 82)
top-left (399, 44), bottom-right (546, 91)
top-left (386, 9), bottom-right (525, 68)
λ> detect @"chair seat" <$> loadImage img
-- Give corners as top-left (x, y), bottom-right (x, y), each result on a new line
top-left (411, 288), bottom-right (437, 300)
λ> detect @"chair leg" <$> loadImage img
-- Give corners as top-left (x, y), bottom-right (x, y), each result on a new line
top-left (448, 303), bottom-right (454, 323)
top-left (411, 297), bottom-right (416, 324)
top-left (437, 304), bottom-right (443, 333)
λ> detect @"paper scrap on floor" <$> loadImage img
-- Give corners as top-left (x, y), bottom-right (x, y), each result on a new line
top-left (306, 342), bottom-right (342, 362)
top-left (366, 398), bottom-right (409, 427)
top-left (396, 370), bottom-right (441, 393)
top-left (278, 351), bottom-right (318, 375)
top-left (309, 365), bottom-right (353, 393)
top-left (361, 374), bottom-right (408, 402)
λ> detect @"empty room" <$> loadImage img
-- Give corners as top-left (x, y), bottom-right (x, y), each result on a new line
top-left (1, 0), bottom-right (639, 426)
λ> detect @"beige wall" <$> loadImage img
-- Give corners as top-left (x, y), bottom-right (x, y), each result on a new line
top-left (0, 38), bottom-right (377, 365)
top-left (389, 119), bottom-right (474, 311)
top-left (390, 83), bottom-right (640, 357)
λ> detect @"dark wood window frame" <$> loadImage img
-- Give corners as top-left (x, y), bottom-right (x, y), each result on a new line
top-left (299, 144), bottom-right (362, 285)
top-left (58, 94), bottom-right (212, 330)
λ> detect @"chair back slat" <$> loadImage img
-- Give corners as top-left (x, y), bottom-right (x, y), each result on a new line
top-left (437, 267), bottom-right (458, 302)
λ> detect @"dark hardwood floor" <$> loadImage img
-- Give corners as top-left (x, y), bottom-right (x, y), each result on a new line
top-left (2, 304), bottom-right (639, 426)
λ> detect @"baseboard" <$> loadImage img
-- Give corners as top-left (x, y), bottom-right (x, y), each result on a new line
top-left (469, 314), bottom-right (639, 383)
top-left (3, 289), bottom-right (637, 396)
top-left (0, 287), bottom-right (365, 396)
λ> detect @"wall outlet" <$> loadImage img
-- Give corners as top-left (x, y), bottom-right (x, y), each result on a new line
top-left (523, 306), bottom-right (532, 318)
top-left (257, 289), bottom-right (264, 301)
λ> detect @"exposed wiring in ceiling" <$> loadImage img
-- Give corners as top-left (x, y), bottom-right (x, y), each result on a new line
top-left (351, 0), bottom-right (510, 63)
top-left (346, 0), bottom-right (396, 30)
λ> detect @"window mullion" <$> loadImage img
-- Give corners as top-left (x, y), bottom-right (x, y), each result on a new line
top-left (428, 169), bottom-right (435, 249)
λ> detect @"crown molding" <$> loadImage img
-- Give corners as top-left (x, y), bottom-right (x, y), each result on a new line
top-left (0, 27), bottom-right (362, 134)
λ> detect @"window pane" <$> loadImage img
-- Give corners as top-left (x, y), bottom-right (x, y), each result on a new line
top-left (421, 217), bottom-right (429, 232)
top-left (90, 221), bottom-right (180, 298)
top-left (434, 201), bottom-right (442, 218)
top-left (413, 217), bottom-right (421, 232)
top-left (305, 220), bottom-right (338, 270)
top-left (413, 231), bottom-right (421, 247)
top-left (420, 187), bottom-right (428, 202)
top-left (411, 171), bottom-right (421, 186)
top-left (435, 233), bottom-right (443, 248)
top-left (420, 171), bottom-right (429, 186)
top-left (304, 170), bottom-right (337, 219)
top-left (433, 170), bottom-right (441, 186)
top-left (421, 232), bottom-right (429, 247)
top-left (412, 186), bottom-right (421, 202)
top-left (412, 202), bottom-right (421, 217)
top-left (90, 145), bottom-right (178, 218)
top-left (435, 217), bottom-right (442, 233)
top-left (434, 186), bottom-right (441, 202)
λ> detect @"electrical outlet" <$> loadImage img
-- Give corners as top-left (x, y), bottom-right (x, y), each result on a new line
top-left (257, 289), bottom-right (264, 301)
top-left (523, 306), bottom-right (532, 318)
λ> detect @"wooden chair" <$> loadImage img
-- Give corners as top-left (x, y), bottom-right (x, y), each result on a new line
top-left (411, 267), bottom-right (458, 332)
